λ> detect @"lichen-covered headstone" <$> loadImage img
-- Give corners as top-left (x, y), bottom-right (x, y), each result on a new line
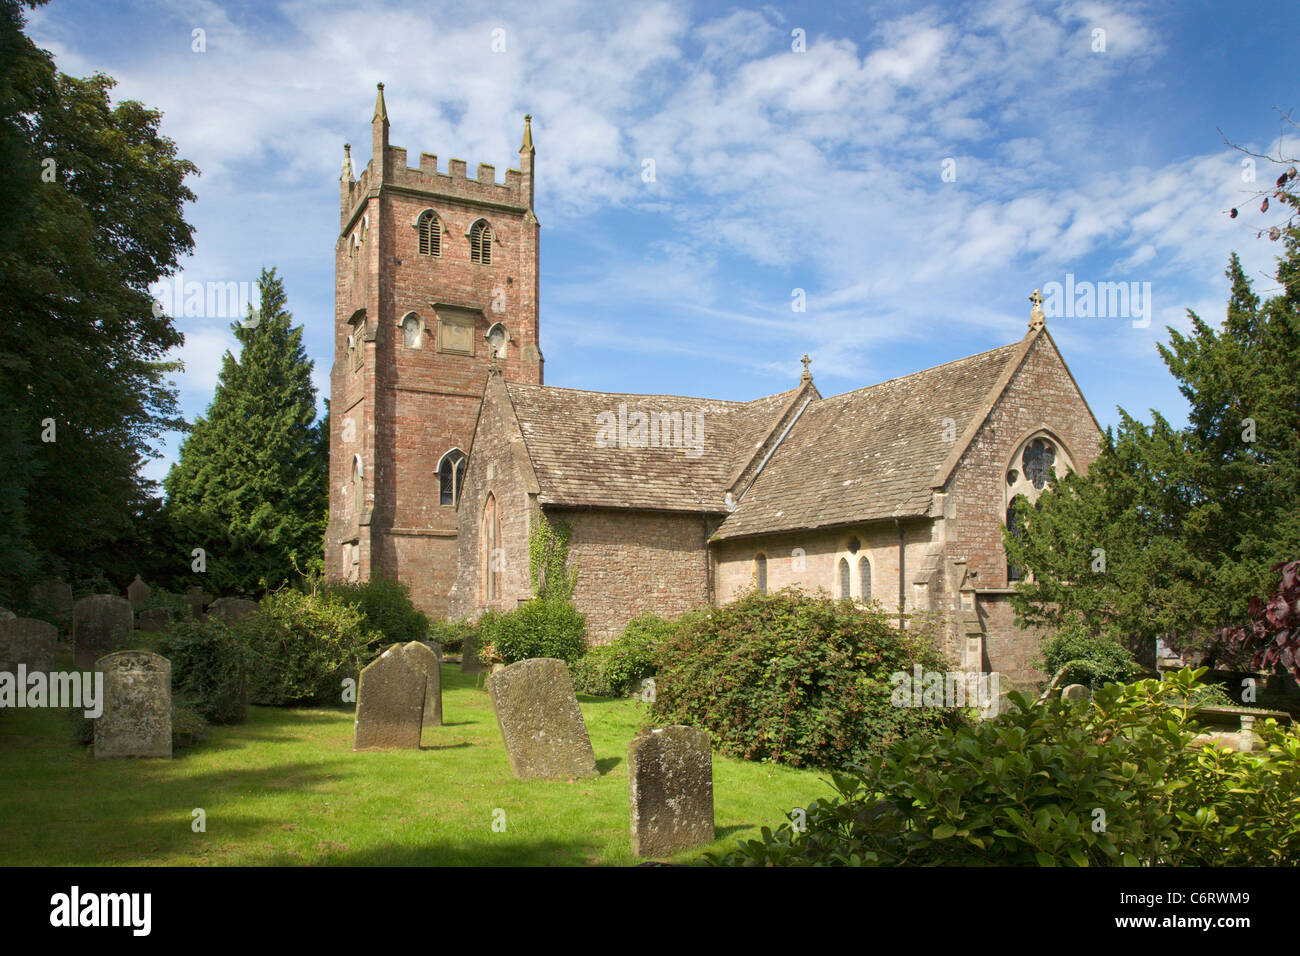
top-left (628, 726), bottom-right (714, 858)
top-left (0, 618), bottom-right (57, 674)
top-left (208, 598), bottom-right (257, 625)
top-left (125, 575), bottom-right (151, 608)
top-left (94, 651), bottom-right (172, 759)
top-left (0, 607), bottom-right (14, 622)
top-left (487, 658), bottom-right (597, 780)
top-left (401, 641), bottom-right (442, 727)
top-left (353, 644), bottom-right (426, 750)
top-left (73, 595), bottom-right (133, 671)
top-left (1061, 684), bottom-right (1091, 703)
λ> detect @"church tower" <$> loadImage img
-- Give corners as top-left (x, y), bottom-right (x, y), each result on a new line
top-left (328, 84), bottom-right (543, 616)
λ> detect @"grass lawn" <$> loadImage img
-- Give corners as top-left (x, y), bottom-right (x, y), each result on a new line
top-left (0, 655), bottom-right (826, 866)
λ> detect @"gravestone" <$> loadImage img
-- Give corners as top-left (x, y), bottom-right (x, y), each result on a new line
top-left (29, 580), bottom-right (73, 632)
top-left (208, 598), bottom-right (257, 625)
top-left (353, 644), bottom-right (426, 750)
top-left (73, 595), bottom-right (133, 670)
top-left (1061, 684), bottom-right (1091, 702)
top-left (125, 575), bottom-right (151, 608)
top-left (0, 607), bottom-right (14, 622)
top-left (401, 641), bottom-right (443, 727)
top-left (628, 726), bottom-right (714, 858)
top-left (94, 651), bottom-right (172, 759)
top-left (184, 588), bottom-right (213, 620)
top-left (137, 608), bottom-right (172, 632)
top-left (460, 631), bottom-right (485, 673)
top-left (487, 658), bottom-right (597, 780)
top-left (0, 618), bottom-right (57, 674)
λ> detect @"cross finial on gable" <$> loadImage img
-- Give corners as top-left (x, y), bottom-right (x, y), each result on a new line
top-left (800, 353), bottom-right (812, 382)
top-left (1028, 288), bottom-right (1046, 331)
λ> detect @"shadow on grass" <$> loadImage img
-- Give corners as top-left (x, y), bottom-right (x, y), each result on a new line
top-left (263, 837), bottom-right (610, 867)
top-left (595, 756), bottom-right (623, 774)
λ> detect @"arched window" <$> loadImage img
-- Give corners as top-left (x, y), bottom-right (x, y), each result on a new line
top-left (401, 313), bottom-right (422, 349)
top-left (755, 553), bottom-right (768, 594)
top-left (469, 219), bottom-right (493, 264)
top-left (1005, 432), bottom-right (1073, 584)
top-left (486, 322), bottom-right (507, 360)
top-left (417, 210), bottom-right (441, 257)
top-left (439, 449), bottom-right (467, 506)
top-left (482, 493), bottom-right (499, 601)
top-left (350, 455), bottom-right (363, 516)
top-left (839, 557), bottom-right (850, 599)
top-left (858, 556), bottom-right (871, 601)
top-left (349, 315), bottom-right (365, 371)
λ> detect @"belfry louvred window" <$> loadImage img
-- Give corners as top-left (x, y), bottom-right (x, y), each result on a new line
top-left (470, 220), bottom-right (493, 264)
top-left (418, 211), bottom-right (441, 257)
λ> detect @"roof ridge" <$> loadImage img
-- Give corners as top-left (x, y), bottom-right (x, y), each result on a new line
top-left (817, 340), bottom-right (1022, 403)
top-left (504, 380), bottom-right (794, 406)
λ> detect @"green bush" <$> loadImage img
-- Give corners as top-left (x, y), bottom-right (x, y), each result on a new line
top-left (238, 588), bottom-right (380, 706)
top-left (571, 614), bottom-right (679, 697)
top-left (426, 616), bottom-right (477, 655)
top-left (323, 573), bottom-right (429, 645)
top-left (651, 589), bottom-right (960, 769)
top-left (710, 668), bottom-right (1300, 866)
top-left (1035, 616), bottom-right (1141, 689)
top-left (158, 618), bottom-right (249, 724)
top-left (477, 599), bottom-right (587, 666)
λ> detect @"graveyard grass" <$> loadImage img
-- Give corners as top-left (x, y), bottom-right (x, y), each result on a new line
top-left (0, 649), bottom-right (822, 866)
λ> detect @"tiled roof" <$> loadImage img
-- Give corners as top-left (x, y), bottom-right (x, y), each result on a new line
top-left (712, 341), bottom-right (1024, 539)
top-left (504, 382), bottom-right (802, 512)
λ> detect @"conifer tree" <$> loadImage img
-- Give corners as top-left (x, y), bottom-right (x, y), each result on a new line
top-left (165, 268), bottom-right (326, 594)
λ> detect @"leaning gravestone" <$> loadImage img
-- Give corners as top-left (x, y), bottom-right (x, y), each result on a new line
top-left (460, 631), bottom-right (485, 674)
top-left (0, 618), bottom-right (57, 674)
top-left (137, 608), bottom-right (172, 633)
top-left (1061, 684), bottom-right (1091, 703)
top-left (401, 641), bottom-right (443, 727)
top-left (353, 644), bottom-right (426, 750)
top-left (94, 651), bottom-right (172, 759)
top-left (628, 726), bottom-right (714, 858)
top-left (73, 595), bottom-right (133, 671)
top-left (487, 658), bottom-right (597, 780)
top-left (125, 575), bottom-right (151, 608)
top-left (208, 598), bottom-right (257, 625)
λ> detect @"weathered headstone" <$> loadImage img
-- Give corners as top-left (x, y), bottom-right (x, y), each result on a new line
top-left (73, 595), bottom-right (133, 671)
top-left (1061, 684), bottom-right (1091, 702)
top-left (184, 587), bottom-right (213, 620)
top-left (208, 598), bottom-right (257, 625)
top-left (628, 726), bottom-right (714, 858)
top-left (401, 641), bottom-right (443, 727)
top-left (29, 580), bottom-right (73, 631)
top-left (0, 618), bottom-right (57, 674)
top-left (353, 644), bottom-right (426, 750)
top-left (0, 607), bottom-right (14, 622)
top-left (94, 651), bottom-right (172, 759)
top-left (487, 658), bottom-right (597, 780)
top-left (125, 575), bottom-right (151, 608)
top-left (460, 631), bottom-right (485, 673)
top-left (137, 608), bottom-right (173, 632)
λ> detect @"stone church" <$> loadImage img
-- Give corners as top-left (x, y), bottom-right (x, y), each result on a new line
top-left (327, 87), bottom-right (1103, 688)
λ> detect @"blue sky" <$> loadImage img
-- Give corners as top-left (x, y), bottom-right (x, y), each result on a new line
top-left (24, 0), bottom-right (1298, 486)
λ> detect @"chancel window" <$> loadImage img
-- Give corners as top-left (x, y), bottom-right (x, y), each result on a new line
top-left (755, 553), bottom-right (768, 594)
top-left (439, 450), bottom-right (467, 506)
top-left (1005, 433), bottom-right (1071, 584)
top-left (839, 557), bottom-right (850, 599)
top-left (859, 557), bottom-right (871, 601)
